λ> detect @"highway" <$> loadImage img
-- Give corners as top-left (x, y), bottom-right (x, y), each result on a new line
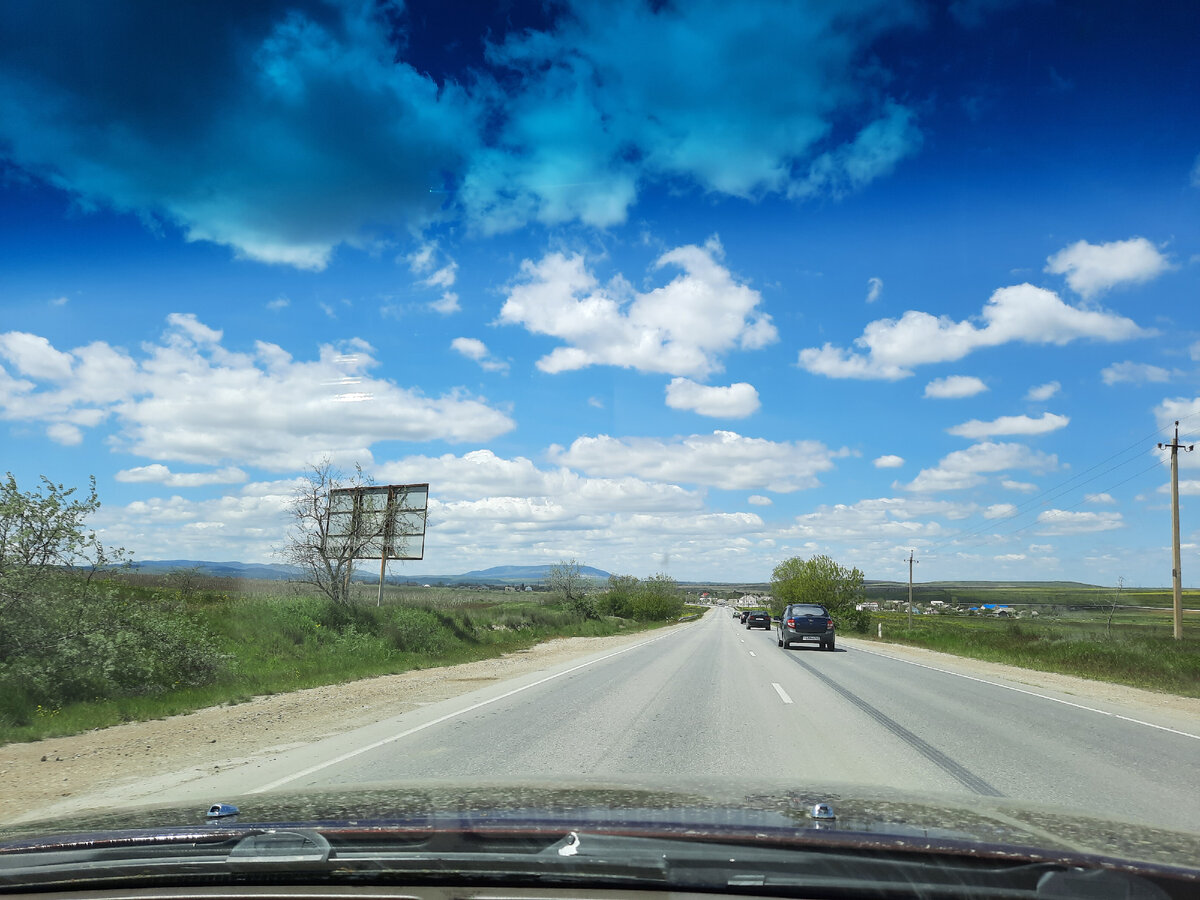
top-left (58, 610), bottom-right (1200, 833)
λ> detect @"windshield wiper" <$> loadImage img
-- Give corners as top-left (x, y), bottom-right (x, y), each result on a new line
top-left (0, 828), bottom-right (1181, 898)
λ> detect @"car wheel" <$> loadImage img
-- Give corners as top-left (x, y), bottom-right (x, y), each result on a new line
top-left (777, 637), bottom-right (783, 646)
top-left (826, 641), bottom-right (836, 652)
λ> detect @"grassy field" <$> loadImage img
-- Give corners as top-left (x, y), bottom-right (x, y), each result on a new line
top-left (0, 577), bottom-right (698, 746)
top-left (863, 610), bottom-right (1200, 697)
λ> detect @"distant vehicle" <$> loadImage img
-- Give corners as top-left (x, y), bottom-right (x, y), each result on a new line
top-left (732, 609), bottom-right (741, 618)
top-left (778, 604), bottom-right (835, 651)
top-left (744, 611), bottom-right (771, 630)
top-left (739, 610), bottom-right (750, 623)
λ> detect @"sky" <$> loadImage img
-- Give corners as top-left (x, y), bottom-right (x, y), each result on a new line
top-left (1, 0), bottom-right (1199, 586)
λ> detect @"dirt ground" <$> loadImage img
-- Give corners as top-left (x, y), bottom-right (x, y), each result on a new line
top-left (2, 626), bottom-right (1197, 824)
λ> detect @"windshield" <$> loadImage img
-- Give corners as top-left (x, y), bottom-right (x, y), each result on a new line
top-left (1, 0), bottom-right (1199, 887)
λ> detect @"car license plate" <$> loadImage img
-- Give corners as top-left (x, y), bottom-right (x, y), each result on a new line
top-left (801, 636), bottom-right (819, 641)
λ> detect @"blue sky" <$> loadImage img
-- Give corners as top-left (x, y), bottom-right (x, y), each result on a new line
top-left (2, 0), bottom-right (1198, 585)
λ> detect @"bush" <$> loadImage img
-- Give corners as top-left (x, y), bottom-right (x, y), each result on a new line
top-left (630, 573), bottom-right (684, 621)
top-left (0, 581), bottom-right (225, 708)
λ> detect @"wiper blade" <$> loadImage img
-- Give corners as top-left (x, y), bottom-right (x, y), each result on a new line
top-left (0, 827), bottom-right (1181, 899)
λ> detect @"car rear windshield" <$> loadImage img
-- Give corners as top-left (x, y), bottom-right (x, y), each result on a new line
top-left (789, 606), bottom-right (827, 617)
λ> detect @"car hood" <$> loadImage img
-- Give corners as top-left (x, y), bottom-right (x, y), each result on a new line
top-left (2, 777), bottom-right (1197, 876)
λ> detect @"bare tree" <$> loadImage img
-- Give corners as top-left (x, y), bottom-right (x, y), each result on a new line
top-left (278, 459), bottom-right (387, 606)
top-left (548, 558), bottom-right (598, 617)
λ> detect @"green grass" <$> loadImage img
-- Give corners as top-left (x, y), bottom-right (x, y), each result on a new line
top-left (865, 612), bottom-right (1200, 697)
top-left (0, 580), bottom-right (677, 745)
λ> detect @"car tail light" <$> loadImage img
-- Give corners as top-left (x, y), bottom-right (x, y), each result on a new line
top-left (827, 618), bottom-right (835, 628)
top-left (786, 618), bottom-right (796, 627)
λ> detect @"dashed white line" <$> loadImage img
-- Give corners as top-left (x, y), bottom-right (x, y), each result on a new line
top-left (748, 651), bottom-right (757, 657)
top-left (772, 682), bottom-right (794, 704)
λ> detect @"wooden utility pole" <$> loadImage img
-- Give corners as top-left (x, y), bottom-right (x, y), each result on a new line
top-left (1158, 421), bottom-right (1194, 640)
top-left (907, 550), bottom-right (918, 629)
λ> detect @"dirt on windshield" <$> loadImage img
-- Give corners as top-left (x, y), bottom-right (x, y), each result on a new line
top-left (2, 626), bottom-right (1197, 824)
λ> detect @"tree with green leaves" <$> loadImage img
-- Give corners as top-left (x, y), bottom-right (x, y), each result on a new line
top-left (0, 472), bottom-right (123, 618)
top-left (769, 554), bottom-right (869, 632)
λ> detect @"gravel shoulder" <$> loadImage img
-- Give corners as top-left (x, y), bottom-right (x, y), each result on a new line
top-left (3, 623), bottom-right (1196, 825)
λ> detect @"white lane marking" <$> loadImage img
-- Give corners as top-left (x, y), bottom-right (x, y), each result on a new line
top-left (772, 682), bottom-right (794, 704)
top-left (851, 644), bottom-right (1200, 741)
top-left (749, 651), bottom-right (757, 658)
top-left (251, 624), bottom-right (692, 793)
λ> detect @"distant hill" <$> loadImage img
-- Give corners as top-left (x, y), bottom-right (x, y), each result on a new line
top-left (129, 559), bottom-right (300, 580)
top-left (459, 564), bottom-right (611, 580)
top-left (128, 560), bottom-right (611, 585)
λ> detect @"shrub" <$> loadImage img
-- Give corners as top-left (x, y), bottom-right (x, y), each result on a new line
top-left (630, 573), bottom-right (684, 621)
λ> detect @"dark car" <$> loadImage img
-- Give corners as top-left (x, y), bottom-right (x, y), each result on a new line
top-left (778, 603), bottom-right (835, 651)
top-left (744, 610), bottom-right (771, 630)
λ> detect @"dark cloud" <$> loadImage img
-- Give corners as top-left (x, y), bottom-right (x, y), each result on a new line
top-left (0, 0), bottom-right (929, 265)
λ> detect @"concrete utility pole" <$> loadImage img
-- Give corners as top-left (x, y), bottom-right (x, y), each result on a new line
top-left (907, 550), bottom-right (918, 629)
top-left (1158, 421), bottom-right (1194, 640)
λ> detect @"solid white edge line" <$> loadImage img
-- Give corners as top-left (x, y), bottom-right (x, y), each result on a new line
top-left (251, 622), bottom-right (695, 793)
top-left (851, 644), bottom-right (1200, 741)
top-left (772, 682), bottom-right (794, 704)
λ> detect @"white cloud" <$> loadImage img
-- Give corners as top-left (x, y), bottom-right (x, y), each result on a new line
top-left (874, 454), bottom-right (905, 468)
top-left (46, 422), bottom-right (83, 445)
top-left (1002, 479), bottom-right (1039, 492)
top-left (1101, 361), bottom-right (1171, 385)
top-left (747, 495), bottom-right (773, 506)
top-left (783, 497), bottom-right (973, 543)
top-left (587, 396), bottom-right (605, 409)
top-left (450, 337), bottom-right (509, 373)
top-left (994, 553), bottom-right (1025, 561)
top-left (1025, 381), bottom-right (1060, 402)
top-left (1085, 493), bottom-right (1115, 504)
top-left (866, 276), bottom-right (883, 303)
top-left (49, 296), bottom-right (69, 307)
top-left (1045, 237), bottom-right (1172, 298)
top-left (1189, 341), bottom-right (1200, 362)
top-left (500, 239), bottom-right (777, 378)
top-left (799, 283), bottom-right (1148, 380)
top-left (900, 441), bottom-right (1057, 493)
top-left (548, 430), bottom-right (842, 493)
top-left (924, 375), bottom-right (988, 398)
top-left (665, 378), bottom-right (760, 418)
top-left (429, 292), bottom-right (461, 315)
top-left (0, 316), bottom-right (515, 470)
top-left (947, 412), bottom-right (1069, 439)
top-left (1035, 509), bottom-right (1123, 535)
top-left (983, 503), bottom-right (1017, 519)
top-left (0, 331), bottom-right (76, 380)
top-left (164, 312), bottom-right (222, 345)
top-left (266, 297), bottom-right (290, 311)
top-left (116, 464), bottom-right (249, 487)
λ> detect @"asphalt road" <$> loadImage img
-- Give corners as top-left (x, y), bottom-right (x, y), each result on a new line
top-left (110, 610), bottom-right (1200, 832)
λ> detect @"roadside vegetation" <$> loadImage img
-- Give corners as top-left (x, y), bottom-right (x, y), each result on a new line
top-left (865, 611), bottom-right (1200, 697)
top-left (0, 475), bottom-right (696, 745)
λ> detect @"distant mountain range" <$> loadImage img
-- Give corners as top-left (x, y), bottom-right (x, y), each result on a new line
top-left (128, 560), bottom-right (612, 585)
